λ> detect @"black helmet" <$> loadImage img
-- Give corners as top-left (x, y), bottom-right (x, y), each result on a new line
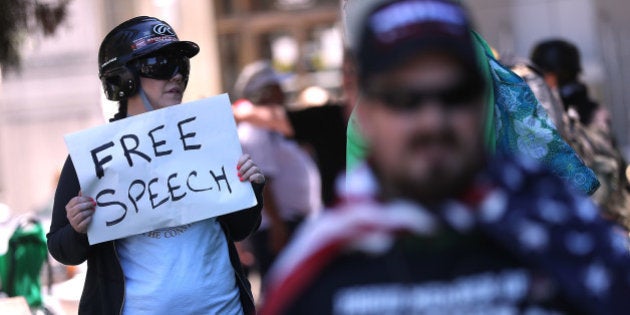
top-left (98, 16), bottom-right (200, 101)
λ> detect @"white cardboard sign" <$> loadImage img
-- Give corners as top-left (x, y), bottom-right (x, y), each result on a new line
top-left (64, 94), bottom-right (256, 244)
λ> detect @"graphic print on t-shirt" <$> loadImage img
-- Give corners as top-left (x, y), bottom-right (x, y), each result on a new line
top-left (142, 224), bottom-right (193, 239)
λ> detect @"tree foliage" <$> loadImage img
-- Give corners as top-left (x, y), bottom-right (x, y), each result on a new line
top-left (0, 0), bottom-right (72, 70)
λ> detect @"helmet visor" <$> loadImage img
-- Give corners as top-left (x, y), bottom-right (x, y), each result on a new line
top-left (132, 54), bottom-right (190, 80)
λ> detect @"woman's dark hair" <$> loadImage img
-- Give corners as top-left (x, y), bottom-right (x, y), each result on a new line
top-left (530, 39), bottom-right (582, 87)
top-left (531, 39), bottom-right (599, 125)
top-left (110, 99), bottom-right (128, 122)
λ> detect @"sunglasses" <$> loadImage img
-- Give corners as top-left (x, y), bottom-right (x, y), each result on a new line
top-left (132, 54), bottom-right (190, 80)
top-left (366, 80), bottom-right (485, 111)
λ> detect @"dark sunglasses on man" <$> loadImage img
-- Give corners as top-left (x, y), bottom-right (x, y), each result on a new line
top-left (132, 54), bottom-right (190, 80)
top-left (366, 78), bottom-right (485, 111)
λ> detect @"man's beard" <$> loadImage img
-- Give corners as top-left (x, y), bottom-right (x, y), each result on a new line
top-left (371, 130), bottom-right (485, 205)
top-left (396, 158), bottom-right (482, 205)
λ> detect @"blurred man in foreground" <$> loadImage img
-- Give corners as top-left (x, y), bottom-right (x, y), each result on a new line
top-left (260, 1), bottom-right (630, 314)
top-left (234, 61), bottom-right (322, 284)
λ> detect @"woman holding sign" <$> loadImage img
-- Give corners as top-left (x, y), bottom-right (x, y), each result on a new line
top-left (47, 16), bottom-right (265, 315)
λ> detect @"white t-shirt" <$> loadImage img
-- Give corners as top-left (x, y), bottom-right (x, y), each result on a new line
top-left (238, 122), bottom-right (322, 228)
top-left (116, 218), bottom-right (243, 315)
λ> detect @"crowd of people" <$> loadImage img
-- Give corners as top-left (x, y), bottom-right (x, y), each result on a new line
top-left (39, 0), bottom-right (630, 314)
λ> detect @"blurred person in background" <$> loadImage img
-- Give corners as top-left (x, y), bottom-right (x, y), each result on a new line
top-left (532, 39), bottom-right (600, 127)
top-left (47, 16), bottom-right (265, 315)
top-left (233, 85), bottom-right (348, 207)
top-left (285, 86), bottom-right (347, 206)
top-left (233, 61), bottom-right (322, 288)
top-left (260, 1), bottom-right (630, 314)
top-left (529, 39), bottom-right (630, 230)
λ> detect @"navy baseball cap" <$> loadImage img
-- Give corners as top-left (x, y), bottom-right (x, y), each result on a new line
top-left (356, 0), bottom-right (480, 82)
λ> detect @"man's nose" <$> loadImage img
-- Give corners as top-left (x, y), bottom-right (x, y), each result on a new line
top-left (411, 101), bottom-right (448, 128)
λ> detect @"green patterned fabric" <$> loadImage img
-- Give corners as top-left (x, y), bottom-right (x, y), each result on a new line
top-left (488, 53), bottom-right (599, 194)
top-left (346, 104), bottom-right (368, 171)
top-left (472, 32), bottom-right (496, 155)
top-left (345, 32), bottom-right (599, 195)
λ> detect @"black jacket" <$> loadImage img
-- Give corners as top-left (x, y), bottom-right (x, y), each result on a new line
top-left (47, 156), bottom-right (263, 314)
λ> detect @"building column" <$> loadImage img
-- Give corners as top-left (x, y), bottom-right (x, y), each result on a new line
top-left (178, 0), bottom-right (222, 99)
